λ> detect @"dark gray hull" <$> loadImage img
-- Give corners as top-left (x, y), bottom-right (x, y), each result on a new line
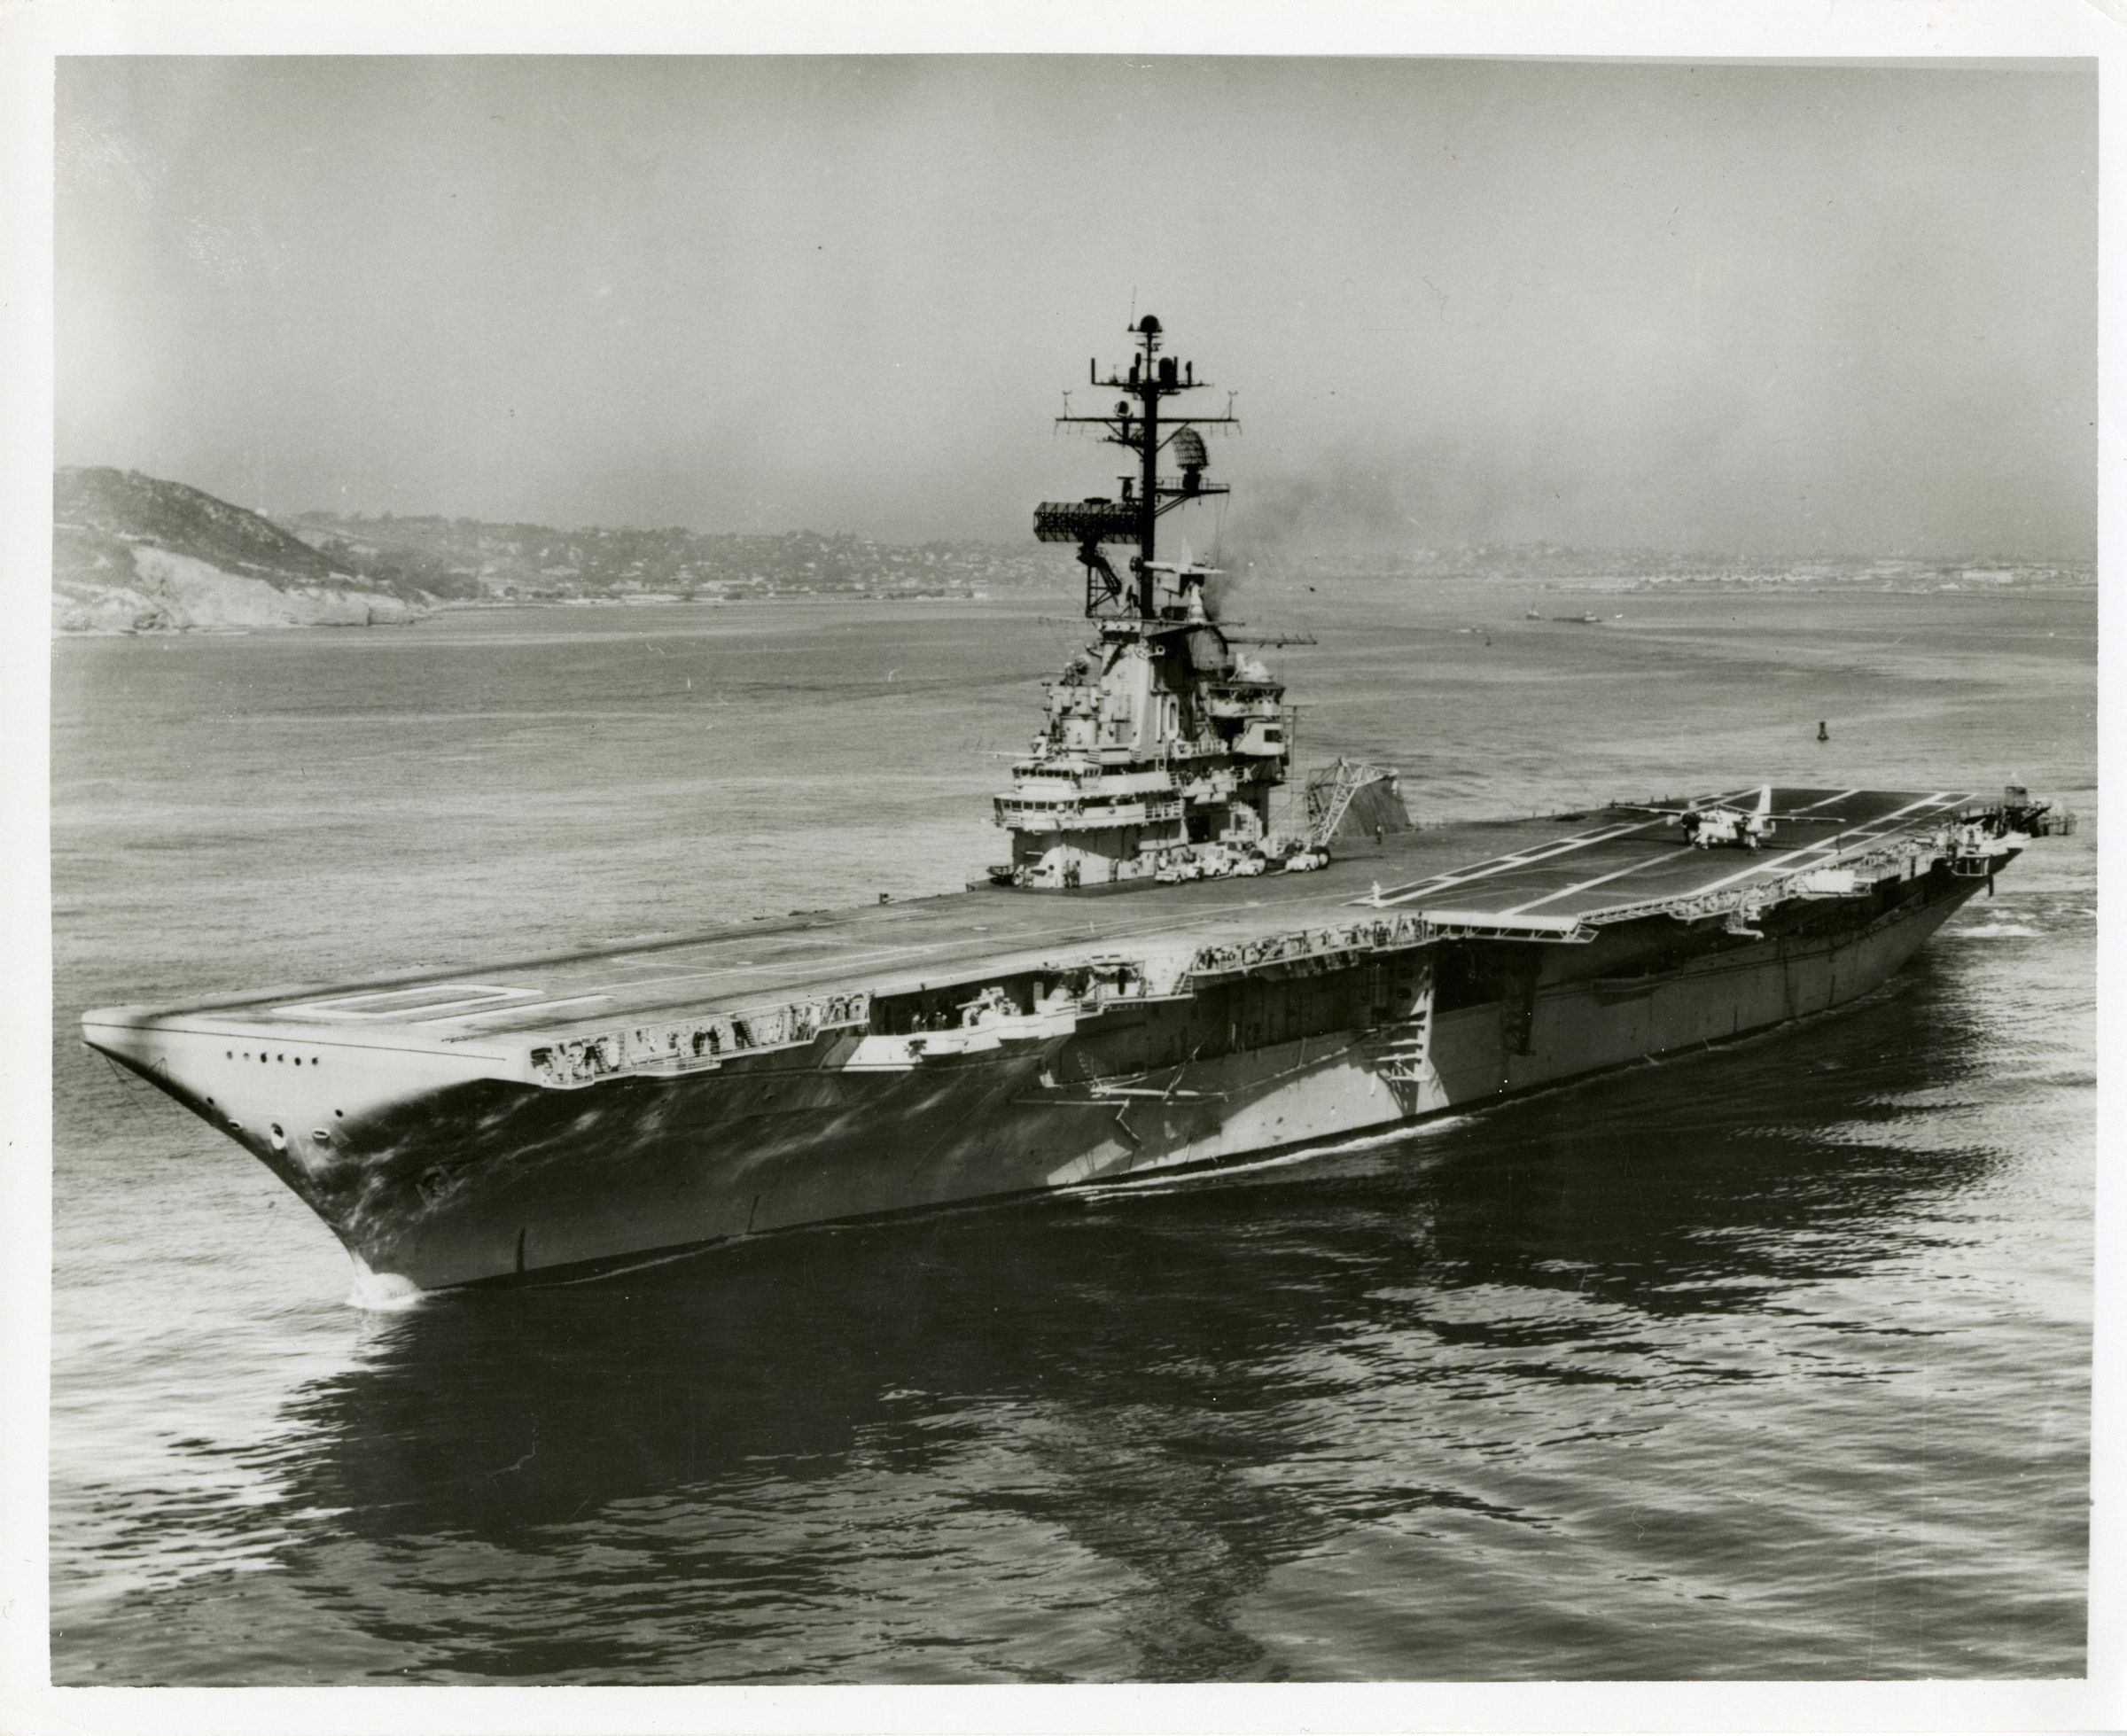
top-left (101, 864), bottom-right (1985, 1295)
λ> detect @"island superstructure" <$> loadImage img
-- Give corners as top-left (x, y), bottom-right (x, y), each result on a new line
top-left (82, 317), bottom-right (2070, 1298)
top-left (1000, 314), bottom-right (1291, 889)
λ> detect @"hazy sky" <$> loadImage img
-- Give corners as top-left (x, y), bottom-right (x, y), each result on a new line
top-left (56, 57), bottom-right (2094, 558)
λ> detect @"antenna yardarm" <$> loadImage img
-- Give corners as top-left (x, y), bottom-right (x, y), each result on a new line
top-left (1033, 315), bottom-right (1239, 619)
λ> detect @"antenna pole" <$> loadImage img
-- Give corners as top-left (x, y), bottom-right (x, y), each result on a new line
top-left (1034, 315), bottom-right (1238, 624)
top-left (1138, 323), bottom-right (1159, 615)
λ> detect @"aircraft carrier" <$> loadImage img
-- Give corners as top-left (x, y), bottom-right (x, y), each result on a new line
top-left (82, 316), bottom-right (2070, 1299)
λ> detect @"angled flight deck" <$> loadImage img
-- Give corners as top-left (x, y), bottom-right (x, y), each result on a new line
top-left (1370, 786), bottom-right (1975, 922)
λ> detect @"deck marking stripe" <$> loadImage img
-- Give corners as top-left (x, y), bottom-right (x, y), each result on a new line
top-left (276, 983), bottom-right (544, 1018)
top-left (1367, 829), bottom-right (1645, 905)
top-left (1371, 785), bottom-right (1764, 907)
top-left (1504, 847), bottom-right (1718, 915)
top-left (1371, 821), bottom-right (1670, 906)
top-left (425, 993), bottom-right (620, 1026)
top-left (1588, 794), bottom-right (1959, 909)
top-left (1566, 796), bottom-right (1972, 923)
top-left (1365, 811), bottom-right (1718, 901)
top-left (1492, 790), bottom-right (1952, 919)
top-left (1639, 791), bottom-right (1961, 902)
top-left (1497, 790), bottom-right (1868, 914)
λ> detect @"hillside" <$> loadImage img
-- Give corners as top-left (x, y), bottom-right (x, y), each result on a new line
top-left (54, 468), bottom-right (436, 633)
top-left (52, 466), bottom-right (1060, 633)
top-left (57, 467), bottom-right (2088, 635)
top-left (285, 511), bottom-right (1054, 603)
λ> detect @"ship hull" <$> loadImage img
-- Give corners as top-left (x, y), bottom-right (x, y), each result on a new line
top-left (96, 865), bottom-right (1986, 1295)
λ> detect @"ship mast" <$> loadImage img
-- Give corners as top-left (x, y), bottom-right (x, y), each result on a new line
top-left (1037, 315), bottom-right (1239, 619)
top-left (1000, 317), bottom-right (1291, 894)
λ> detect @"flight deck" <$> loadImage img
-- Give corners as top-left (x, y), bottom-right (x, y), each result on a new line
top-left (88, 787), bottom-right (1981, 1055)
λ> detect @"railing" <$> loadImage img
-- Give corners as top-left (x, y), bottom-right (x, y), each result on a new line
top-left (1422, 914), bottom-right (1598, 945)
top-left (528, 990), bottom-right (873, 1088)
top-left (995, 796), bottom-right (1183, 830)
top-left (528, 819), bottom-right (2041, 1089)
top-left (1186, 913), bottom-right (1432, 980)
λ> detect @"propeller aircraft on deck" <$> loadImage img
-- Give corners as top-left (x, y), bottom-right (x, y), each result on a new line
top-left (1611, 785), bottom-right (1843, 851)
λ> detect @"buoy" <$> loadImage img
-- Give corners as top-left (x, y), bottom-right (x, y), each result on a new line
top-left (1816, 720), bottom-right (1829, 743)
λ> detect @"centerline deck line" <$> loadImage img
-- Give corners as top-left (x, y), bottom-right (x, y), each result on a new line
top-left (1665, 791), bottom-right (1963, 902)
top-left (1500, 790), bottom-right (1868, 916)
top-left (1370, 786), bottom-right (1768, 911)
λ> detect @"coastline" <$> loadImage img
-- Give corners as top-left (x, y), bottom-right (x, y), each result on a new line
top-left (49, 589), bottom-right (1011, 635)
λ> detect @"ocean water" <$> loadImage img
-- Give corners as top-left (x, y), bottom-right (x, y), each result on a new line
top-left (49, 579), bottom-right (2095, 1683)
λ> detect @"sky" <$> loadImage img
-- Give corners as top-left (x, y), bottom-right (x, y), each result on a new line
top-left (54, 57), bottom-right (2096, 559)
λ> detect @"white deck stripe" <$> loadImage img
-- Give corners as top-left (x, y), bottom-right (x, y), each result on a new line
top-left (1369, 807), bottom-right (1741, 899)
top-left (1369, 785), bottom-right (1763, 907)
top-left (1506, 791), bottom-right (1872, 915)
top-left (1369, 782), bottom-right (1769, 910)
top-left (1504, 846), bottom-right (1715, 915)
top-left (421, 993), bottom-right (620, 1026)
top-left (1369, 826), bottom-right (1645, 906)
top-left (1629, 791), bottom-right (1960, 904)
